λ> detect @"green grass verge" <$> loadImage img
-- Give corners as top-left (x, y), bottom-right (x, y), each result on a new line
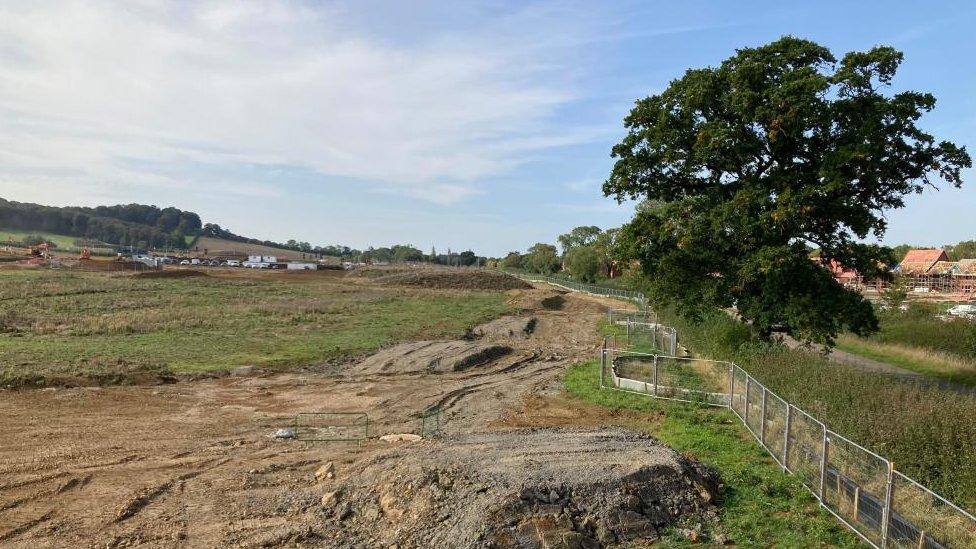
top-left (1, 228), bottom-right (88, 249)
top-left (0, 269), bottom-right (510, 385)
top-left (836, 335), bottom-right (976, 387)
top-left (873, 307), bottom-right (976, 359)
top-left (564, 360), bottom-right (861, 547)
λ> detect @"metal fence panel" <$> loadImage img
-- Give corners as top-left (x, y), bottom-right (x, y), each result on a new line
top-left (745, 375), bottom-right (764, 436)
top-left (731, 365), bottom-right (748, 419)
top-left (522, 277), bottom-right (976, 548)
top-left (822, 432), bottom-right (890, 545)
top-left (762, 390), bottom-right (789, 468)
top-left (888, 471), bottom-right (976, 549)
top-left (786, 406), bottom-right (826, 497)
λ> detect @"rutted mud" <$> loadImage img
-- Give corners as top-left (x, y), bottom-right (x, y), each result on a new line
top-left (0, 285), bottom-right (712, 548)
top-left (358, 341), bottom-right (513, 374)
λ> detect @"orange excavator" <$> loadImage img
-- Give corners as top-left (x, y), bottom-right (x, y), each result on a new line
top-left (79, 248), bottom-right (91, 260)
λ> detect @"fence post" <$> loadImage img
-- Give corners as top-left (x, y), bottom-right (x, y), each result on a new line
top-left (728, 364), bottom-right (735, 411)
top-left (881, 461), bottom-right (894, 548)
top-left (652, 355), bottom-right (659, 396)
top-left (783, 405), bottom-right (792, 471)
top-left (759, 388), bottom-right (767, 444)
top-left (819, 426), bottom-right (828, 500)
top-left (744, 376), bottom-right (751, 425)
top-left (600, 338), bottom-right (606, 389)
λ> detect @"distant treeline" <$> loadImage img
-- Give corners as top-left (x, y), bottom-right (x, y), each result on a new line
top-left (200, 223), bottom-right (484, 264)
top-left (0, 198), bottom-right (200, 249)
top-left (1, 198), bottom-right (488, 263)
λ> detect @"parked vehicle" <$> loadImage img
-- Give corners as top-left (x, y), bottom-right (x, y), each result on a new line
top-left (179, 260), bottom-right (190, 265)
top-left (226, 260), bottom-right (241, 267)
top-left (947, 304), bottom-right (976, 319)
top-left (191, 258), bottom-right (201, 265)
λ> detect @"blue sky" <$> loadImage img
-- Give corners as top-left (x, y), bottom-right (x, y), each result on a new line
top-left (0, 1), bottom-right (974, 255)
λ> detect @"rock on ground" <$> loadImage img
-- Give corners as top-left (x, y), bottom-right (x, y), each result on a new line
top-left (358, 341), bottom-right (512, 375)
top-left (318, 428), bottom-right (721, 548)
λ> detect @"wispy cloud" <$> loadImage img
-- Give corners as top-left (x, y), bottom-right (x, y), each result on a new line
top-left (0, 0), bottom-right (605, 205)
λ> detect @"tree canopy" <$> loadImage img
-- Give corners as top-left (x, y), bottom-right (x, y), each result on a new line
top-left (557, 225), bottom-right (601, 254)
top-left (604, 37), bottom-right (970, 345)
top-left (524, 243), bottom-right (560, 274)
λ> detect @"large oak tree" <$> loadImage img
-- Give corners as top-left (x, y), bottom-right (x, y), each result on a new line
top-left (604, 37), bottom-right (970, 345)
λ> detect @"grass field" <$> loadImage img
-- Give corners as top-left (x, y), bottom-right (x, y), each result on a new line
top-left (659, 308), bottom-right (976, 511)
top-left (0, 228), bottom-right (115, 255)
top-left (564, 361), bottom-right (860, 547)
top-left (0, 269), bottom-right (510, 386)
top-left (191, 236), bottom-right (311, 260)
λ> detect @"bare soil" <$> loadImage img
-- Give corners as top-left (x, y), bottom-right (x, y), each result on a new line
top-left (0, 285), bottom-right (713, 548)
top-left (374, 269), bottom-right (533, 291)
top-left (317, 428), bottom-right (720, 548)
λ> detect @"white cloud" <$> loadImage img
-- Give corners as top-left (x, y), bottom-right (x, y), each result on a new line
top-left (0, 0), bottom-right (598, 205)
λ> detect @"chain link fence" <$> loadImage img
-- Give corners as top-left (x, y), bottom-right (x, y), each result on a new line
top-left (511, 274), bottom-right (975, 548)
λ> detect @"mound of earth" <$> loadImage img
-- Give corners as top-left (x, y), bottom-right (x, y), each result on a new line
top-left (359, 341), bottom-right (513, 374)
top-left (133, 269), bottom-right (209, 279)
top-left (316, 428), bottom-right (721, 548)
top-left (469, 316), bottom-right (537, 340)
top-left (541, 294), bottom-right (566, 310)
top-left (375, 270), bottom-right (532, 291)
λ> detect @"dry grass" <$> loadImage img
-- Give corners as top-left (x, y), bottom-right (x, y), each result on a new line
top-left (0, 268), bottom-right (510, 386)
top-left (836, 334), bottom-right (976, 386)
top-left (191, 236), bottom-right (310, 259)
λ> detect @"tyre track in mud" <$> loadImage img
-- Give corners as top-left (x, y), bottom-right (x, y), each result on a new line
top-left (0, 286), bottom-right (611, 546)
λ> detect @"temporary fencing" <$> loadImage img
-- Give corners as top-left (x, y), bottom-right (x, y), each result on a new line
top-left (512, 272), bottom-right (975, 548)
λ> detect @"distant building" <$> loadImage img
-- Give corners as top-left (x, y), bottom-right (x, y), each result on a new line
top-left (286, 262), bottom-right (317, 270)
top-left (896, 249), bottom-right (949, 275)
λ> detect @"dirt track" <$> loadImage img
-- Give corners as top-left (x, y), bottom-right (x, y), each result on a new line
top-left (0, 286), bottom-right (653, 547)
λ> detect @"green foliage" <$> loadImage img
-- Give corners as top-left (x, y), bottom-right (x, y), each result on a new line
top-left (0, 198), bottom-right (201, 249)
top-left (392, 244), bottom-right (424, 263)
top-left (557, 225), bottom-right (601, 255)
top-left (657, 307), bottom-right (976, 509)
top-left (501, 252), bottom-right (523, 269)
top-left (524, 242), bottom-right (560, 274)
top-left (604, 37), bottom-right (970, 346)
top-left (945, 239), bottom-right (976, 260)
top-left (563, 245), bottom-right (602, 282)
top-left (881, 276), bottom-right (909, 309)
top-left (563, 361), bottom-right (859, 547)
top-left (872, 307), bottom-right (976, 360)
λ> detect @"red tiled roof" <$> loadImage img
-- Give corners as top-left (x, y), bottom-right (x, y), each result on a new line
top-left (901, 249), bottom-right (948, 264)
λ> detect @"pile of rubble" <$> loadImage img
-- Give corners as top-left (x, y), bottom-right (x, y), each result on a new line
top-left (312, 428), bottom-right (723, 548)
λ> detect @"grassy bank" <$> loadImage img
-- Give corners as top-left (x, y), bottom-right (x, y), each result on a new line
top-left (834, 305), bottom-right (976, 385)
top-left (564, 361), bottom-right (860, 547)
top-left (872, 307), bottom-right (976, 360)
top-left (0, 269), bottom-right (509, 386)
top-left (659, 309), bottom-right (976, 511)
top-left (836, 334), bottom-right (976, 386)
